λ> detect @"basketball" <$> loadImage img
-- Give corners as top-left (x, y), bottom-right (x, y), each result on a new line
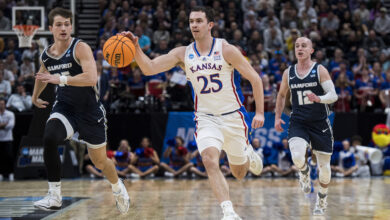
top-left (102, 35), bottom-right (135, 68)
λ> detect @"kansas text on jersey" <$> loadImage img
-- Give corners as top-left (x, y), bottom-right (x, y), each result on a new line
top-left (40, 38), bottom-right (100, 112)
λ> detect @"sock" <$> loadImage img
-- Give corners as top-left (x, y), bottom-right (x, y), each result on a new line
top-left (48, 182), bottom-right (61, 195)
top-left (300, 164), bottom-right (309, 174)
top-left (319, 186), bottom-right (328, 196)
top-left (111, 180), bottom-right (121, 193)
top-left (220, 200), bottom-right (234, 214)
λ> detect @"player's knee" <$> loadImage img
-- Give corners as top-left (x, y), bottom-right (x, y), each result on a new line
top-left (202, 154), bottom-right (219, 171)
top-left (231, 167), bottom-right (246, 180)
top-left (318, 162), bottom-right (331, 184)
top-left (289, 138), bottom-right (308, 169)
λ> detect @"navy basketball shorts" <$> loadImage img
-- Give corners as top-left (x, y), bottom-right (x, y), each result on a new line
top-left (288, 118), bottom-right (333, 154)
top-left (48, 102), bottom-right (107, 149)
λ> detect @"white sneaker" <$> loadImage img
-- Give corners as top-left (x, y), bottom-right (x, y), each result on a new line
top-left (313, 193), bottom-right (328, 215)
top-left (130, 173), bottom-right (140, 178)
top-left (164, 171), bottom-right (174, 177)
top-left (33, 190), bottom-right (62, 210)
top-left (113, 180), bottom-right (130, 214)
top-left (222, 212), bottom-right (242, 220)
top-left (9, 173), bottom-right (14, 181)
top-left (298, 167), bottom-right (311, 194)
top-left (246, 145), bottom-right (263, 176)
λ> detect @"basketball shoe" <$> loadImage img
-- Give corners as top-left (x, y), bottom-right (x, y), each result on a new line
top-left (298, 166), bottom-right (311, 194)
top-left (221, 201), bottom-right (242, 220)
top-left (222, 212), bottom-right (242, 220)
top-left (113, 180), bottom-right (130, 214)
top-left (246, 144), bottom-right (263, 176)
top-left (33, 190), bottom-right (62, 210)
top-left (313, 192), bottom-right (328, 215)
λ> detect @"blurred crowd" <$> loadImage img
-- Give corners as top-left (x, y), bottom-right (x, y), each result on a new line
top-left (2, 0), bottom-right (390, 113)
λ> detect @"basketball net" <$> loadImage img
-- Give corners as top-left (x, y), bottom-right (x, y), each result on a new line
top-left (13, 25), bottom-right (40, 48)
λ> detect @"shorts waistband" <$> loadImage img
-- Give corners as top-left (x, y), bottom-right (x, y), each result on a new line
top-left (204, 109), bottom-right (239, 117)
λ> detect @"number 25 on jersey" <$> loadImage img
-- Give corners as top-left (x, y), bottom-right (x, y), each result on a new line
top-left (197, 73), bottom-right (223, 94)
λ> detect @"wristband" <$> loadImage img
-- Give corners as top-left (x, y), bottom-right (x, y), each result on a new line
top-left (59, 75), bottom-right (68, 87)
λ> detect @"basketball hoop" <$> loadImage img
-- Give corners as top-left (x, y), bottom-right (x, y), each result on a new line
top-left (13, 25), bottom-right (40, 48)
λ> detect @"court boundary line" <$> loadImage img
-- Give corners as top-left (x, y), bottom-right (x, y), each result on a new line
top-left (41, 198), bottom-right (89, 220)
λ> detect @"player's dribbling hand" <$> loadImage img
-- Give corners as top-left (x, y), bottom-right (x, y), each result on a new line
top-left (307, 93), bottom-right (320, 103)
top-left (252, 113), bottom-right (265, 129)
top-left (36, 72), bottom-right (60, 84)
top-left (119, 31), bottom-right (139, 46)
top-left (33, 98), bottom-right (49, 108)
top-left (274, 118), bottom-right (285, 132)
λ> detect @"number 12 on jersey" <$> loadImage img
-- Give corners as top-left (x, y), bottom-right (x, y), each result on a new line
top-left (297, 90), bottom-right (313, 105)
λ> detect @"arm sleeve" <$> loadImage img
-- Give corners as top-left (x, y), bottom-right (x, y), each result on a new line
top-left (318, 80), bottom-right (338, 104)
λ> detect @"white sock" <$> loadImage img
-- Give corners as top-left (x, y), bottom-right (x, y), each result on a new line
top-left (220, 200), bottom-right (234, 214)
top-left (111, 180), bottom-right (121, 193)
top-left (48, 182), bottom-right (61, 195)
top-left (319, 186), bottom-right (328, 195)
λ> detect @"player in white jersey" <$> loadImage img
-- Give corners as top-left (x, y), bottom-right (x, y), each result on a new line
top-left (122, 6), bottom-right (264, 220)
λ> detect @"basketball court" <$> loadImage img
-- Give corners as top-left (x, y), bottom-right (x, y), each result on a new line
top-left (0, 177), bottom-right (389, 219)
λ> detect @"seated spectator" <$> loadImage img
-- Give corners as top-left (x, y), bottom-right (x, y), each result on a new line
top-left (112, 139), bottom-right (136, 178)
top-left (334, 139), bottom-right (359, 177)
top-left (188, 141), bottom-right (207, 178)
top-left (128, 137), bottom-right (159, 178)
top-left (18, 56), bottom-right (35, 88)
top-left (219, 150), bottom-right (232, 177)
top-left (354, 67), bottom-right (378, 112)
top-left (0, 71), bottom-right (11, 99)
top-left (160, 136), bottom-right (193, 177)
top-left (6, 84), bottom-right (32, 112)
top-left (351, 135), bottom-right (371, 177)
top-left (0, 10), bottom-right (11, 30)
top-left (334, 73), bottom-right (353, 112)
top-left (270, 138), bottom-right (297, 177)
top-left (135, 25), bottom-right (151, 55)
top-left (379, 69), bottom-right (390, 111)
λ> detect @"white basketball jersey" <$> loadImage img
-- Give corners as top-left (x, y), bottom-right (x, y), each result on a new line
top-left (185, 38), bottom-right (243, 115)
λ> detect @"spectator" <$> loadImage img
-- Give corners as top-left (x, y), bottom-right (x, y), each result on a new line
top-left (0, 98), bottom-right (15, 181)
top-left (298, 0), bottom-right (317, 20)
top-left (6, 84), bottom-right (32, 112)
top-left (353, 2), bottom-right (370, 24)
top-left (334, 73), bottom-right (353, 112)
top-left (0, 10), bottom-right (10, 30)
top-left (153, 22), bottom-right (170, 46)
top-left (18, 56), bottom-right (35, 86)
top-left (160, 136), bottom-right (193, 177)
top-left (374, 7), bottom-right (390, 44)
top-left (321, 10), bottom-right (340, 33)
top-left (0, 71), bottom-right (11, 99)
top-left (334, 139), bottom-right (359, 177)
top-left (354, 67), bottom-right (378, 112)
top-left (128, 137), bottom-right (160, 178)
top-left (364, 30), bottom-right (385, 62)
top-left (0, 60), bottom-right (14, 88)
top-left (135, 25), bottom-right (152, 55)
top-left (112, 139), bottom-right (136, 178)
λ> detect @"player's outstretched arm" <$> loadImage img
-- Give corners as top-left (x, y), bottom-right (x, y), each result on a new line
top-left (307, 65), bottom-right (338, 104)
top-left (32, 63), bottom-right (49, 108)
top-left (120, 31), bottom-right (185, 75)
top-left (274, 69), bottom-right (289, 132)
top-left (223, 41), bottom-right (264, 129)
top-left (35, 42), bottom-right (98, 87)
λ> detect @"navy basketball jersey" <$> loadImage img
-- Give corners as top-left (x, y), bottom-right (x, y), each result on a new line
top-left (288, 62), bottom-right (329, 121)
top-left (40, 38), bottom-right (100, 111)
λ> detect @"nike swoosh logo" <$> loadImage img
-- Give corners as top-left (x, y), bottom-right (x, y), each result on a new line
top-left (322, 128), bottom-right (329, 133)
top-left (43, 58), bottom-right (49, 62)
top-left (98, 117), bottom-right (104, 123)
top-left (290, 76), bottom-right (296, 80)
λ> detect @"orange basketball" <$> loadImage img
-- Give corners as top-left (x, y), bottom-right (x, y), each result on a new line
top-left (102, 35), bottom-right (135, 68)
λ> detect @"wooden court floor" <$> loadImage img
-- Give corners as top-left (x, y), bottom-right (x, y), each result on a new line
top-left (0, 177), bottom-right (389, 220)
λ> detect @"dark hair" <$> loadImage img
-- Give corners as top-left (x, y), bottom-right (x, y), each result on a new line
top-left (190, 6), bottom-right (214, 22)
top-left (48, 7), bottom-right (72, 26)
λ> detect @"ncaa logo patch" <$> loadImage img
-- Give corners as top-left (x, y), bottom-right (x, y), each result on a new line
top-left (66, 50), bottom-right (71, 57)
top-left (311, 70), bottom-right (316, 73)
top-left (189, 54), bottom-right (194, 59)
